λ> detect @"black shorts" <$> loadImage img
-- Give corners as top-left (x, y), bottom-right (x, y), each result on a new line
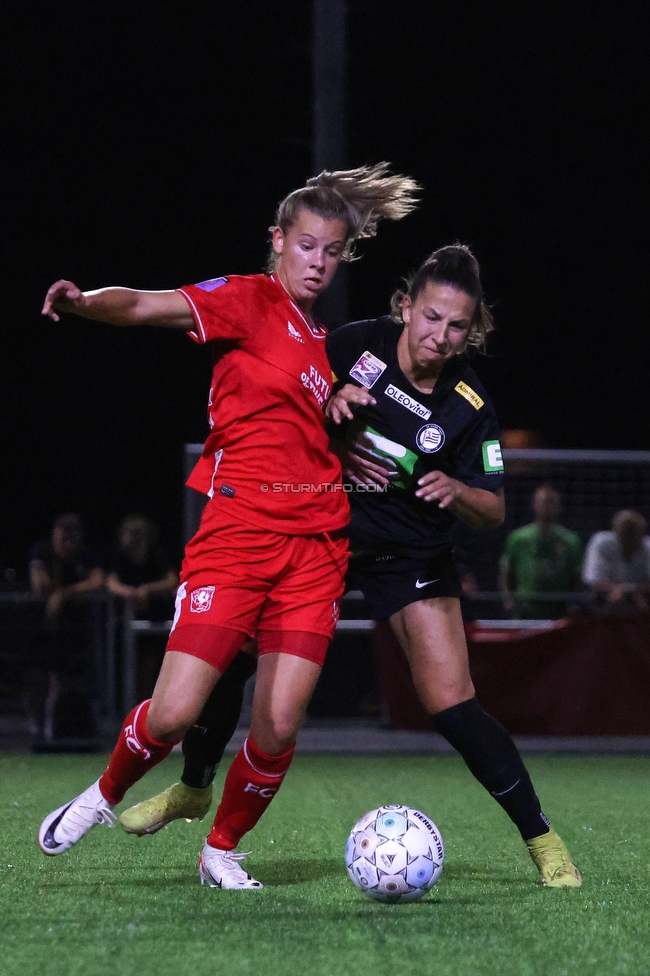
top-left (346, 547), bottom-right (462, 622)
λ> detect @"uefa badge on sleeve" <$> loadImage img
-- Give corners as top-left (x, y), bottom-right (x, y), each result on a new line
top-left (194, 277), bottom-right (228, 292)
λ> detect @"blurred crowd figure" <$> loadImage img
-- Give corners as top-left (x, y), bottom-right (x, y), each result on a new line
top-left (24, 512), bottom-right (176, 740)
top-left (582, 509), bottom-right (650, 612)
top-left (106, 515), bottom-right (177, 615)
top-left (499, 485), bottom-right (583, 619)
top-left (27, 513), bottom-right (104, 739)
top-left (13, 500), bottom-right (650, 743)
top-left (107, 515), bottom-right (178, 699)
top-left (29, 513), bottom-right (104, 618)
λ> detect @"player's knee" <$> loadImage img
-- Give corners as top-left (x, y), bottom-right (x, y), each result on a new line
top-left (261, 709), bottom-right (302, 751)
top-left (423, 678), bottom-right (475, 716)
top-left (271, 717), bottom-right (300, 748)
top-left (146, 704), bottom-right (193, 743)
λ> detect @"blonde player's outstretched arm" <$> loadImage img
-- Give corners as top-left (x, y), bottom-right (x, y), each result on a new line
top-left (41, 279), bottom-right (194, 329)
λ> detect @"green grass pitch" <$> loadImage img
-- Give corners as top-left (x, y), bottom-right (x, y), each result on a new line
top-left (2, 751), bottom-right (650, 976)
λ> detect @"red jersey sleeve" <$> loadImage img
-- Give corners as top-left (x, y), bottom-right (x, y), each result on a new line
top-left (177, 275), bottom-right (261, 344)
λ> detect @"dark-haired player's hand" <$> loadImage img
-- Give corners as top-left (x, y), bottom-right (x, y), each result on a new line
top-left (326, 383), bottom-right (376, 424)
top-left (42, 280), bottom-right (87, 322)
top-left (415, 474), bottom-right (504, 528)
top-left (415, 470), bottom-right (463, 507)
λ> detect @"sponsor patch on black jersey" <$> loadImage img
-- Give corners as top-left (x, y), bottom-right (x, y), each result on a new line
top-left (482, 440), bottom-right (504, 472)
top-left (349, 351), bottom-right (387, 389)
top-left (454, 380), bottom-right (484, 410)
top-left (384, 383), bottom-right (432, 420)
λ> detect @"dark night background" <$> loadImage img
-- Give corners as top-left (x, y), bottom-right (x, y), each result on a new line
top-left (2, 0), bottom-right (648, 577)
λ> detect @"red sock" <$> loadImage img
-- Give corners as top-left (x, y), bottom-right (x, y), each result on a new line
top-left (99, 699), bottom-right (178, 805)
top-left (207, 736), bottom-right (295, 850)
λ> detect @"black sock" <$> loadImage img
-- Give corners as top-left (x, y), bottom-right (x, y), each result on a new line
top-left (181, 651), bottom-right (257, 789)
top-left (432, 698), bottom-right (550, 841)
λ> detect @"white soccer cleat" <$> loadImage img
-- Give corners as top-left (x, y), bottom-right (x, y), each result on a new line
top-left (37, 779), bottom-right (117, 856)
top-left (198, 842), bottom-right (263, 890)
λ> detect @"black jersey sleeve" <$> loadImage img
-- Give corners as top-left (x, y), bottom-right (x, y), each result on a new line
top-left (326, 319), bottom-right (381, 385)
top-left (450, 402), bottom-right (504, 493)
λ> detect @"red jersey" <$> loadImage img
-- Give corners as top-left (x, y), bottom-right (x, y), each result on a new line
top-left (178, 273), bottom-right (350, 535)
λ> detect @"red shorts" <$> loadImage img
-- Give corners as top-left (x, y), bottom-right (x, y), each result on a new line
top-left (166, 503), bottom-right (349, 672)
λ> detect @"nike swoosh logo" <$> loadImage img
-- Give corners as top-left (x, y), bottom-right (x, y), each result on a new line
top-left (415, 578), bottom-right (440, 589)
top-left (42, 800), bottom-right (74, 849)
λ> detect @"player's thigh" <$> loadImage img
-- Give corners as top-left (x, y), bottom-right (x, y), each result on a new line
top-left (249, 652), bottom-right (322, 753)
top-left (259, 531), bottom-right (349, 638)
top-left (389, 597), bottom-right (475, 714)
top-left (147, 650), bottom-right (222, 741)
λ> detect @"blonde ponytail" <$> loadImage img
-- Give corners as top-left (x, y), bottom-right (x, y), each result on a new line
top-left (268, 162), bottom-right (420, 269)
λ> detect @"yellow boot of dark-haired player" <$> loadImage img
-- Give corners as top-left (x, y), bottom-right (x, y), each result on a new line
top-left (119, 782), bottom-right (213, 835)
top-left (526, 828), bottom-right (582, 887)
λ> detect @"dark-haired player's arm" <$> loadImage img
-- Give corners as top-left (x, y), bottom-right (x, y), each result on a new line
top-left (42, 280), bottom-right (194, 329)
top-left (415, 472), bottom-right (505, 529)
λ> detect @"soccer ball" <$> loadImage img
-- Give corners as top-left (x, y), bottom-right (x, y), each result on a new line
top-left (345, 804), bottom-right (444, 904)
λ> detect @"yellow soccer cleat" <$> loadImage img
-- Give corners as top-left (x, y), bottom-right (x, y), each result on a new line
top-left (119, 782), bottom-right (213, 836)
top-left (526, 828), bottom-right (582, 888)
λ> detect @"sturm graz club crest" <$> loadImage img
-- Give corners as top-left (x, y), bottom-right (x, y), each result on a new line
top-left (416, 424), bottom-right (445, 453)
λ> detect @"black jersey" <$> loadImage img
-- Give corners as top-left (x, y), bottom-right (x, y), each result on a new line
top-left (326, 316), bottom-right (504, 553)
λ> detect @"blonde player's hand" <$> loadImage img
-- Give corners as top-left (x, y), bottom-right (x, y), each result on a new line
top-left (42, 280), bottom-right (87, 322)
top-left (325, 383), bottom-right (376, 424)
top-left (415, 470), bottom-right (464, 507)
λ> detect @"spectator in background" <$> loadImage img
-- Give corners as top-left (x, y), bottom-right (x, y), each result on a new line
top-left (27, 513), bottom-right (104, 739)
top-left (499, 485), bottom-right (583, 619)
top-left (106, 515), bottom-right (177, 615)
top-left (582, 509), bottom-right (650, 611)
top-left (30, 513), bottom-right (104, 618)
top-left (106, 515), bottom-right (178, 698)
